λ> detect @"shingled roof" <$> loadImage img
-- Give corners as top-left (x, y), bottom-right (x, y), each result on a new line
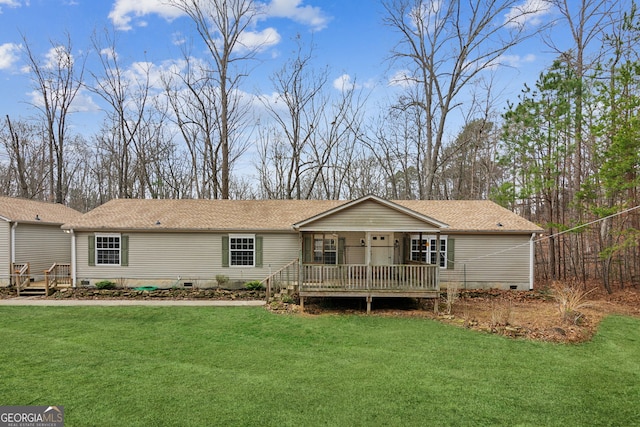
top-left (62, 197), bottom-right (541, 233)
top-left (396, 200), bottom-right (541, 233)
top-left (0, 196), bottom-right (82, 225)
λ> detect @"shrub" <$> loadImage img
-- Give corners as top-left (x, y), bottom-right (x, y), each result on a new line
top-left (445, 283), bottom-right (460, 315)
top-left (95, 280), bottom-right (116, 290)
top-left (280, 293), bottom-right (294, 304)
top-left (245, 280), bottom-right (264, 291)
top-left (215, 275), bottom-right (229, 287)
top-left (553, 282), bottom-right (596, 325)
top-left (490, 300), bottom-right (513, 330)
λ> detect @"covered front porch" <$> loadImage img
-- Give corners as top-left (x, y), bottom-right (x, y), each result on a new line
top-left (288, 197), bottom-right (451, 313)
top-left (262, 196), bottom-right (453, 313)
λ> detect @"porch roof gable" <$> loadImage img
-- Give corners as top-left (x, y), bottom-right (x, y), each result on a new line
top-left (293, 195), bottom-right (449, 232)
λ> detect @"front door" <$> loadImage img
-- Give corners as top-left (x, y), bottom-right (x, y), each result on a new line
top-left (370, 234), bottom-right (392, 265)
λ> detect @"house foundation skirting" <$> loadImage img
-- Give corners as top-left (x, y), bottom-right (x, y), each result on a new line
top-left (299, 290), bottom-right (439, 314)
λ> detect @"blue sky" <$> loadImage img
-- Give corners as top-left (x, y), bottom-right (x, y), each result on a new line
top-left (0, 0), bottom-right (595, 139)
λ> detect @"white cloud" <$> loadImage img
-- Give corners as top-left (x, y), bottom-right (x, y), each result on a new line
top-left (485, 53), bottom-right (536, 70)
top-left (0, 0), bottom-right (21, 14)
top-left (0, 0), bottom-right (22, 8)
top-left (501, 53), bottom-right (536, 67)
top-left (264, 0), bottom-right (330, 31)
top-left (171, 31), bottom-right (187, 46)
top-left (0, 42), bottom-right (21, 70)
top-left (27, 87), bottom-right (100, 113)
top-left (387, 69), bottom-right (415, 88)
top-left (124, 61), bottom-right (165, 90)
top-left (333, 74), bottom-right (353, 91)
top-left (238, 27), bottom-right (281, 52)
top-left (407, 0), bottom-right (443, 33)
top-left (109, 0), bottom-right (329, 37)
top-left (108, 0), bottom-right (184, 31)
top-left (44, 45), bottom-right (74, 70)
top-left (505, 0), bottom-right (553, 28)
top-left (100, 47), bottom-right (118, 61)
top-left (69, 89), bottom-right (101, 112)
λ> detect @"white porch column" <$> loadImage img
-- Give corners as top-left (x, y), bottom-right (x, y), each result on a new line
top-left (364, 231), bottom-right (371, 266)
top-left (365, 231), bottom-right (371, 291)
top-left (298, 233), bottom-right (304, 289)
top-left (436, 231), bottom-right (441, 288)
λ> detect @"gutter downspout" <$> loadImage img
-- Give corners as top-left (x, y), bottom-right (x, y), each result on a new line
top-left (70, 229), bottom-right (77, 288)
top-left (10, 222), bottom-right (17, 265)
top-left (529, 233), bottom-right (535, 290)
top-left (10, 222), bottom-right (17, 285)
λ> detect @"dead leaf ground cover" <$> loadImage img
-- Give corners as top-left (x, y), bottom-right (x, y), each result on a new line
top-left (298, 285), bottom-right (640, 343)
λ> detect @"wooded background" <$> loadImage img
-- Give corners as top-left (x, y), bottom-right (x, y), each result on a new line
top-left (1, 0), bottom-right (638, 292)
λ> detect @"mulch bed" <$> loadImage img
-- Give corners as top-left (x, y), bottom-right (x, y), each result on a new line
top-left (292, 286), bottom-right (640, 343)
top-left (0, 287), bottom-right (265, 300)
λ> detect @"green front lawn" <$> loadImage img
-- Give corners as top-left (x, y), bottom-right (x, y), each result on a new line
top-left (0, 307), bottom-right (638, 426)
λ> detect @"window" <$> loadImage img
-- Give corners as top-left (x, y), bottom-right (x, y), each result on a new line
top-left (312, 234), bottom-right (337, 265)
top-left (230, 235), bottom-right (255, 267)
top-left (96, 234), bottom-right (121, 265)
top-left (411, 235), bottom-right (447, 268)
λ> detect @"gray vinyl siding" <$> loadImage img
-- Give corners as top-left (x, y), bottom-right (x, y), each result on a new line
top-left (0, 221), bottom-right (9, 284)
top-left (14, 223), bottom-right (71, 280)
top-left (75, 231), bottom-right (299, 287)
top-left (303, 200), bottom-right (440, 231)
top-left (440, 234), bottom-right (531, 289)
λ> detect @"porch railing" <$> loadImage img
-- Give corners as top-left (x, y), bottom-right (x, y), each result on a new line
top-left (262, 258), bottom-right (300, 300)
top-left (262, 262), bottom-right (439, 296)
top-left (301, 264), bottom-right (439, 291)
top-left (44, 263), bottom-right (72, 295)
top-left (13, 263), bottom-right (30, 296)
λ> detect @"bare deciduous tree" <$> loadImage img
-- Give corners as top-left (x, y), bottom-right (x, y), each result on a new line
top-left (382, 0), bottom-right (542, 198)
top-left (0, 116), bottom-right (48, 198)
top-left (22, 32), bottom-right (86, 203)
top-left (89, 29), bottom-right (153, 199)
top-left (258, 37), bottom-right (328, 199)
top-left (167, 0), bottom-right (261, 199)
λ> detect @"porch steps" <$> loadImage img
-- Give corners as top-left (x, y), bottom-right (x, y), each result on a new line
top-left (17, 281), bottom-right (52, 297)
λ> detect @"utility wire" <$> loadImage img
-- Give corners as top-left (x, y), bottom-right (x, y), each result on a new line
top-left (454, 204), bottom-right (640, 264)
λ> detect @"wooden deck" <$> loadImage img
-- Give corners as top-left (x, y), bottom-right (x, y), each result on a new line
top-left (265, 262), bottom-right (440, 314)
top-left (12, 263), bottom-right (72, 296)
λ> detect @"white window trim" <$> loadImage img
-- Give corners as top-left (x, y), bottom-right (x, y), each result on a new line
top-left (95, 233), bottom-right (122, 267)
top-left (229, 234), bottom-right (256, 268)
top-left (411, 235), bottom-right (448, 268)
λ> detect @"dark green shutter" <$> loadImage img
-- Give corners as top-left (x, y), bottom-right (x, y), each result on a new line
top-left (222, 235), bottom-right (229, 267)
top-left (447, 238), bottom-right (455, 270)
top-left (303, 235), bottom-right (312, 263)
top-left (255, 236), bottom-right (263, 267)
top-left (88, 234), bottom-right (95, 266)
top-left (121, 235), bottom-right (129, 267)
top-left (338, 237), bottom-right (346, 264)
